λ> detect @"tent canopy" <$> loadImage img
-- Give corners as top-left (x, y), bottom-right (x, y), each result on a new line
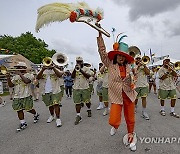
top-left (148, 58), bottom-right (180, 67)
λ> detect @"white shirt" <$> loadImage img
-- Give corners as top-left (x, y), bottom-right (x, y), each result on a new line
top-left (158, 67), bottom-right (176, 90)
top-left (12, 73), bottom-right (34, 98)
top-left (45, 76), bottom-right (53, 93)
top-left (135, 65), bottom-right (149, 87)
top-left (73, 66), bottom-right (91, 89)
top-left (39, 69), bottom-right (61, 95)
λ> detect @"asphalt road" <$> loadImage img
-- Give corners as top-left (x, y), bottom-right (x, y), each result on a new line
top-left (0, 91), bottom-right (180, 154)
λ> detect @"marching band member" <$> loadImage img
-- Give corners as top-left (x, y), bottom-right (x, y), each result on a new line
top-left (71, 56), bottom-right (92, 125)
top-left (96, 63), bottom-right (104, 110)
top-left (97, 32), bottom-right (137, 151)
top-left (134, 55), bottom-right (150, 120)
top-left (6, 62), bottom-right (40, 131)
top-left (36, 63), bottom-right (64, 127)
top-left (58, 66), bottom-right (65, 99)
top-left (158, 58), bottom-right (179, 118)
top-left (100, 64), bottom-right (109, 116)
top-left (88, 68), bottom-right (95, 97)
top-left (148, 67), bottom-right (157, 94)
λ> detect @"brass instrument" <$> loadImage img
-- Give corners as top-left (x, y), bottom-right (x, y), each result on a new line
top-left (0, 65), bottom-right (27, 75)
top-left (141, 56), bottom-right (150, 65)
top-left (128, 46), bottom-right (141, 58)
top-left (42, 57), bottom-right (52, 66)
top-left (174, 61), bottom-right (180, 70)
top-left (75, 64), bottom-right (80, 71)
top-left (154, 66), bottom-right (161, 72)
top-left (52, 53), bottom-right (68, 67)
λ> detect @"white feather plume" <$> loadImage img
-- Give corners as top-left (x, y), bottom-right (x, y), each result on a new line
top-left (35, 2), bottom-right (90, 32)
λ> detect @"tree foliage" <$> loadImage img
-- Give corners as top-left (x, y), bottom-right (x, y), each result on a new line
top-left (0, 32), bottom-right (56, 64)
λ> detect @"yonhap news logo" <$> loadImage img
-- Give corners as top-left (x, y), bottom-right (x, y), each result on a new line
top-left (123, 134), bottom-right (180, 145)
top-left (139, 137), bottom-right (180, 144)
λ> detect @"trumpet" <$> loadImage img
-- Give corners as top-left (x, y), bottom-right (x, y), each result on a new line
top-left (0, 65), bottom-right (27, 75)
top-left (174, 61), bottom-right (180, 70)
top-left (165, 61), bottom-right (180, 71)
top-left (42, 57), bottom-right (52, 66)
top-left (75, 64), bottom-right (80, 71)
top-left (141, 56), bottom-right (150, 65)
top-left (154, 66), bottom-right (161, 72)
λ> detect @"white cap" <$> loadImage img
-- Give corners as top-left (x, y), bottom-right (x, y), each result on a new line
top-left (135, 54), bottom-right (142, 59)
top-left (76, 56), bottom-right (83, 61)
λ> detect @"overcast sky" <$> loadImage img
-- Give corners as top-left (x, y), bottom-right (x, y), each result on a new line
top-left (1, 0), bottom-right (180, 69)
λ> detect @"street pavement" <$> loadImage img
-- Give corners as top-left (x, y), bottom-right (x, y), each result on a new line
top-left (0, 91), bottom-right (180, 154)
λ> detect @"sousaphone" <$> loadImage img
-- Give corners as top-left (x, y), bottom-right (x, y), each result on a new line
top-left (128, 46), bottom-right (141, 58)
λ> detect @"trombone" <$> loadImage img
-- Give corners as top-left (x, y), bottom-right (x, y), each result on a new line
top-left (0, 65), bottom-right (27, 75)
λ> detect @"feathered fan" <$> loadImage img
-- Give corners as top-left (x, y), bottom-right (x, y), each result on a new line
top-left (35, 2), bottom-right (110, 37)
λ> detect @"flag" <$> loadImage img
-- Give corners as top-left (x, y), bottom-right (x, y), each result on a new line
top-left (112, 27), bottom-right (116, 33)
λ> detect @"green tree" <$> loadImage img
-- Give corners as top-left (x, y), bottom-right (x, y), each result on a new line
top-left (0, 32), bottom-right (56, 64)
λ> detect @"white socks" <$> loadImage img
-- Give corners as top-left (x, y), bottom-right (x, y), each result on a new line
top-left (171, 107), bottom-right (175, 113)
top-left (161, 106), bottom-right (165, 111)
top-left (20, 120), bottom-right (26, 124)
top-left (77, 113), bottom-right (80, 116)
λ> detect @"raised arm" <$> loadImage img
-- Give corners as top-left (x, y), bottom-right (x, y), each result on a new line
top-left (97, 32), bottom-right (110, 67)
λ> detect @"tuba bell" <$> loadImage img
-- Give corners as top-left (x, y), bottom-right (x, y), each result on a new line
top-left (52, 53), bottom-right (68, 67)
top-left (42, 57), bottom-right (52, 66)
top-left (128, 46), bottom-right (141, 58)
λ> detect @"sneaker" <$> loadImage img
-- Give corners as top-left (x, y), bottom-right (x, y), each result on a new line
top-left (170, 112), bottom-right (180, 118)
top-left (110, 127), bottom-right (117, 136)
top-left (159, 110), bottom-right (166, 116)
top-left (103, 108), bottom-right (108, 116)
top-left (74, 115), bottom-right (82, 125)
top-left (141, 111), bottom-right (150, 120)
top-left (130, 144), bottom-right (137, 152)
top-left (123, 133), bottom-right (137, 152)
top-left (96, 104), bottom-right (104, 110)
top-left (33, 113), bottom-right (40, 123)
top-left (87, 110), bottom-right (92, 117)
top-left (47, 115), bottom-right (54, 123)
top-left (129, 133), bottom-right (137, 152)
top-left (16, 122), bottom-right (28, 132)
top-left (56, 119), bottom-right (62, 127)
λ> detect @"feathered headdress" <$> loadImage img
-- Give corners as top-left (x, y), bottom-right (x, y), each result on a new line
top-left (108, 33), bottom-right (134, 63)
top-left (35, 2), bottom-right (110, 37)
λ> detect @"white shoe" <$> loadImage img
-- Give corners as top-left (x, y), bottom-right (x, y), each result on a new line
top-left (56, 119), bottom-right (62, 127)
top-left (130, 144), bottom-right (136, 152)
top-left (97, 102), bottom-right (104, 110)
top-left (103, 108), bottom-right (108, 116)
top-left (110, 127), bottom-right (117, 136)
top-left (47, 115), bottom-right (54, 123)
top-left (123, 133), bottom-right (137, 152)
top-left (141, 111), bottom-right (150, 120)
